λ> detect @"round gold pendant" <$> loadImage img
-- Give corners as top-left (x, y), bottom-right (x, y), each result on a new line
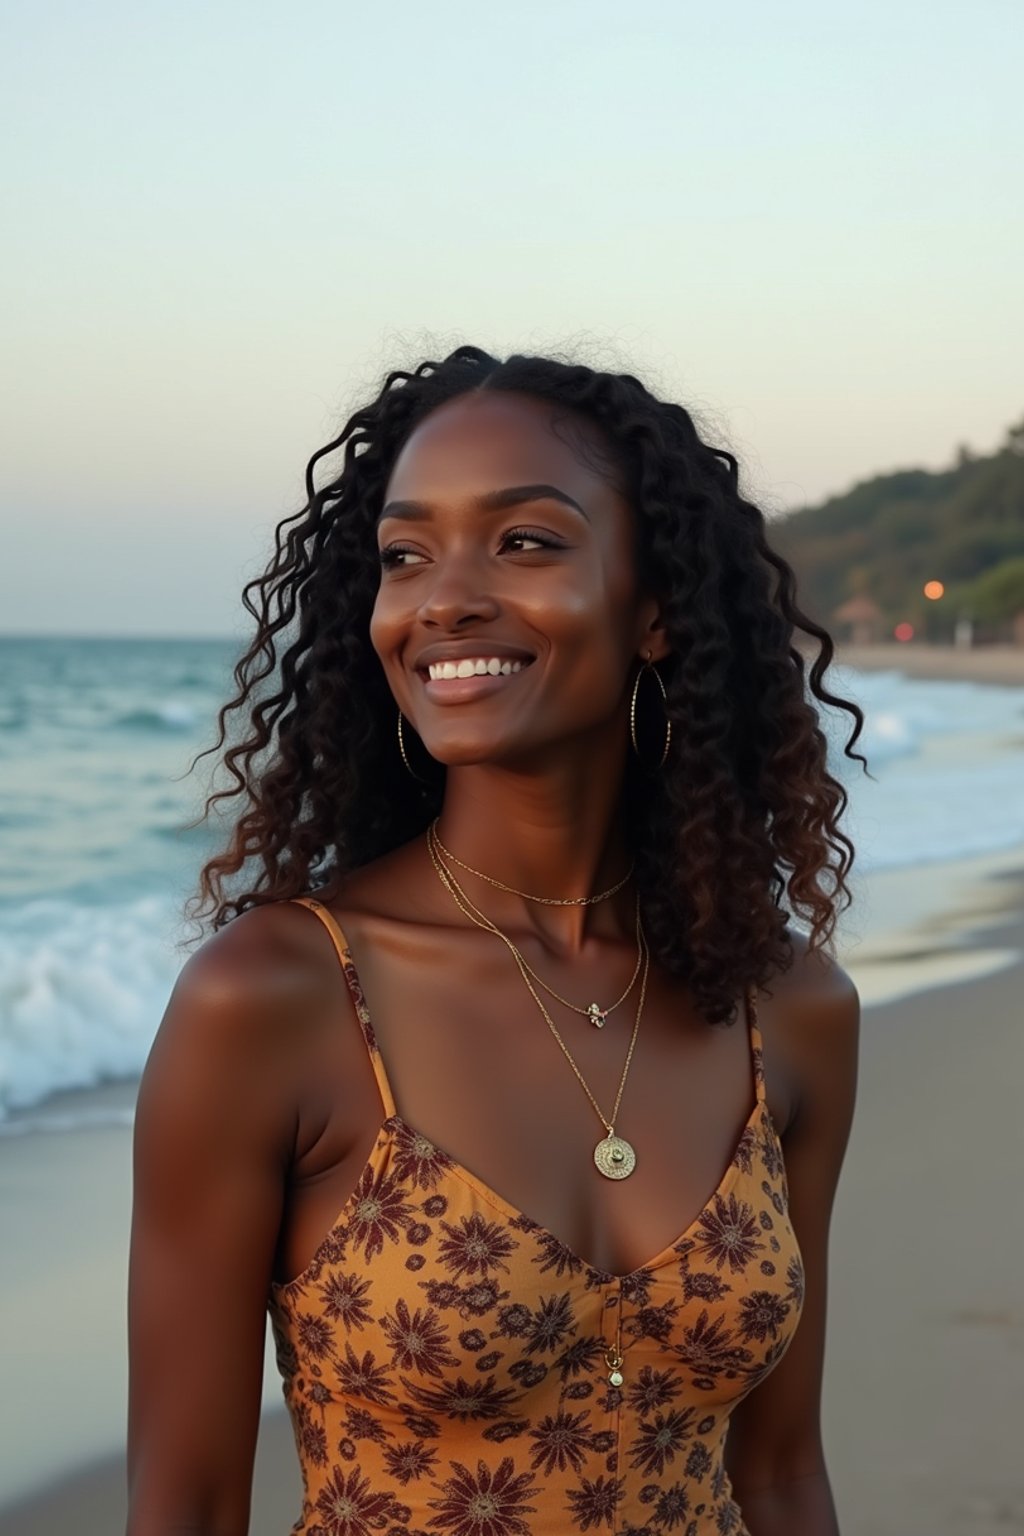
top-left (594, 1134), bottom-right (636, 1180)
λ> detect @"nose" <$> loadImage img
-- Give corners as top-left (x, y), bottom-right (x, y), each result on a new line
top-left (417, 549), bottom-right (500, 629)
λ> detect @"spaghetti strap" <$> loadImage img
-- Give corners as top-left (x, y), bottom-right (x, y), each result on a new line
top-left (745, 986), bottom-right (767, 1105)
top-left (288, 896), bottom-right (397, 1121)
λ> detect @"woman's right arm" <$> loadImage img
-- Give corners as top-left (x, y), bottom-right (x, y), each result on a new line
top-left (126, 912), bottom-right (303, 1536)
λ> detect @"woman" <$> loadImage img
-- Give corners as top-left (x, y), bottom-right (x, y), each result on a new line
top-left (127, 346), bottom-right (864, 1536)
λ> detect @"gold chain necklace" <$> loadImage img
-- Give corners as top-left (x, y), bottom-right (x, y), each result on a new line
top-left (427, 831), bottom-right (648, 1179)
top-left (430, 819), bottom-right (634, 907)
top-left (428, 825), bottom-right (643, 1028)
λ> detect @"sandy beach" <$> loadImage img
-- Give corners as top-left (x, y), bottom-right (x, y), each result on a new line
top-left (832, 642), bottom-right (1024, 687)
top-left (2, 844), bottom-right (1024, 1536)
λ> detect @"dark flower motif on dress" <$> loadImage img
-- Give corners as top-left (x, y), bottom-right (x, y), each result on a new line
top-left (786, 1253), bottom-right (805, 1306)
top-left (681, 1270), bottom-right (731, 1305)
top-left (731, 1124), bottom-right (757, 1176)
top-left (654, 1483), bottom-right (691, 1530)
top-left (507, 1359), bottom-right (548, 1389)
top-left (425, 1455), bottom-right (538, 1536)
top-left (382, 1300), bottom-right (459, 1377)
top-left (495, 1304), bottom-right (532, 1339)
top-left (684, 1441), bottom-right (712, 1481)
top-left (343, 1405), bottom-right (391, 1444)
top-left (320, 1272), bottom-right (374, 1333)
top-left (482, 1419), bottom-right (530, 1443)
top-left (299, 1313), bottom-right (337, 1362)
top-left (555, 1335), bottom-right (605, 1381)
top-left (334, 1344), bottom-right (396, 1406)
top-left (402, 1409), bottom-right (441, 1440)
top-left (295, 1402), bottom-right (329, 1467)
top-left (382, 1439), bottom-right (439, 1485)
top-left (459, 1329), bottom-right (487, 1352)
top-left (736, 1290), bottom-right (791, 1344)
top-left (525, 1293), bottom-right (576, 1354)
top-left (423, 1194), bottom-right (449, 1218)
top-left (759, 1261), bottom-right (776, 1277)
top-left (392, 1121), bottom-right (455, 1191)
top-left (438, 1215), bottom-right (518, 1279)
top-left (421, 1280), bottom-right (462, 1311)
top-left (619, 1269), bottom-right (656, 1308)
top-left (404, 1374), bottom-right (522, 1422)
top-left (348, 1165), bottom-right (417, 1262)
top-left (527, 1408), bottom-right (597, 1474)
top-left (627, 1408), bottom-right (697, 1477)
top-left (624, 1300), bottom-right (680, 1344)
top-left (692, 1194), bottom-right (764, 1274)
top-left (758, 1117), bottom-right (785, 1181)
top-left (532, 1229), bottom-right (585, 1279)
top-left (459, 1280), bottom-right (508, 1318)
top-left (408, 1223), bottom-right (432, 1246)
top-left (715, 1497), bottom-right (742, 1533)
top-left (625, 1366), bottom-right (682, 1415)
top-left (673, 1310), bottom-right (753, 1383)
top-left (476, 1351), bottom-right (502, 1372)
top-left (314, 1463), bottom-right (398, 1536)
top-left (565, 1474), bottom-right (624, 1530)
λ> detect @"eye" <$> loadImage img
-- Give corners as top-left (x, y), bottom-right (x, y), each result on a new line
top-left (500, 527), bottom-right (564, 553)
top-left (379, 544), bottom-right (427, 569)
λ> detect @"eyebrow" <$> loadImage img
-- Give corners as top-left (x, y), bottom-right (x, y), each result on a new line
top-left (379, 483), bottom-right (589, 523)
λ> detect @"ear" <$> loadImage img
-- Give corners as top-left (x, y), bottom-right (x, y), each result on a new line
top-left (636, 595), bottom-right (672, 664)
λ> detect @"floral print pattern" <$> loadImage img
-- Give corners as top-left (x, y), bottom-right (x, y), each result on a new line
top-left (270, 898), bottom-right (805, 1534)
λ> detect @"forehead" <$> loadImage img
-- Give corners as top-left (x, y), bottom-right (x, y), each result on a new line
top-left (384, 390), bottom-right (619, 503)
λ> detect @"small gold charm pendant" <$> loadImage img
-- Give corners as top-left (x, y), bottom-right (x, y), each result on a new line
top-left (605, 1348), bottom-right (624, 1387)
top-left (586, 1003), bottom-right (607, 1028)
top-left (594, 1134), bottom-right (636, 1180)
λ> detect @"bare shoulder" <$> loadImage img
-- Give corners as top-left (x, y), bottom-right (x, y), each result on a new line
top-left (758, 926), bottom-right (860, 1132)
top-left (139, 898), bottom-right (348, 1124)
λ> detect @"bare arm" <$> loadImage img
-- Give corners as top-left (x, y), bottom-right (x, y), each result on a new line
top-left (724, 938), bottom-right (860, 1535)
top-left (126, 909), bottom-right (303, 1535)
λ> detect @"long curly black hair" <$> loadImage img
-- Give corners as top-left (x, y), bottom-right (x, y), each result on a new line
top-left (183, 344), bottom-right (867, 1025)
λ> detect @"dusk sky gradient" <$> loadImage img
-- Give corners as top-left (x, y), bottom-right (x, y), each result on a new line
top-left (2, 0), bottom-right (1020, 636)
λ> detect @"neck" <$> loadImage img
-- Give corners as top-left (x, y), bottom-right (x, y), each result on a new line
top-left (431, 760), bottom-right (634, 952)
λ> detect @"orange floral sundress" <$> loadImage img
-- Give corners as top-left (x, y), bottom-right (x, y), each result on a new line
top-left (268, 897), bottom-right (805, 1536)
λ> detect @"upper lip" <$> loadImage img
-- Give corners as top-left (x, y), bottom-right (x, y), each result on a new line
top-left (413, 641), bottom-right (536, 672)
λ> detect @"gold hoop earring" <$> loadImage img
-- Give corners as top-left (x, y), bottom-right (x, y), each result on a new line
top-left (397, 709), bottom-right (431, 786)
top-left (629, 652), bottom-right (671, 771)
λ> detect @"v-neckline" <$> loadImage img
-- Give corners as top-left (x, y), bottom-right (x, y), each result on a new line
top-left (270, 1096), bottom-right (774, 1294)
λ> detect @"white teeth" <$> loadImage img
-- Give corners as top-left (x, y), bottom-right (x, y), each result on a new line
top-left (426, 657), bottom-right (527, 681)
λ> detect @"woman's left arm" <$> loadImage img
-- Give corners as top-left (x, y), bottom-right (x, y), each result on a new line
top-left (724, 941), bottom-right (861, 1536)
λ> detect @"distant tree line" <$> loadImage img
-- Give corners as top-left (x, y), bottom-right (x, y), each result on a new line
top-left (771, 417), bottom-right (1024, 642)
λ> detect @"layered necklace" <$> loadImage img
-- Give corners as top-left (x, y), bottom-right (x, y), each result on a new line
top-left (426, 821), bottom-right (648, 1180)
top-left (430, 821), bottom-right (642, 1028)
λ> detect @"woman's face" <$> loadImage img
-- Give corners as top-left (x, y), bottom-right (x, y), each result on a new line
top-left (370, 389), bottom-right (667, 769)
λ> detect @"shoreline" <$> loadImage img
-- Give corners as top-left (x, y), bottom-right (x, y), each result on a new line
top-left (829, 640), bottom-right (1024, 687)
top-left (3, 851), bottom-right (1024, 1533)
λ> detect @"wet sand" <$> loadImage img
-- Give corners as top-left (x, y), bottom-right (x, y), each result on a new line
top-left (2, 859), bottom-right (1024, 1535)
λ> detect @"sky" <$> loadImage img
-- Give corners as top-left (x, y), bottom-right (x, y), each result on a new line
top-left (2, 0), bottom-right (1021, 638)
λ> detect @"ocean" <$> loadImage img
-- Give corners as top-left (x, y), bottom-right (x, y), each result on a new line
top-left (2, 634), bottom-right (1023, 1128)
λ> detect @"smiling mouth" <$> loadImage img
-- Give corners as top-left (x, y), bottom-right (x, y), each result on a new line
top-left (420, 657), bottom-right (531, 682)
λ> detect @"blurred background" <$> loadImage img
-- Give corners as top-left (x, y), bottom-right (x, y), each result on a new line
top-left (1, 2), bottom-right (1022, 1532)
